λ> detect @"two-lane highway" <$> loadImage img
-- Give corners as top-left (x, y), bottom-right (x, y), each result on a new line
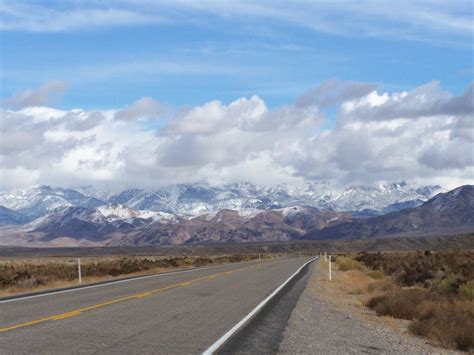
top-left (0, 256), bottom-right (313, 353)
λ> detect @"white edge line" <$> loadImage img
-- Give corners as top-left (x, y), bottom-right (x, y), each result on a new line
top-left (0, 259), bottom-right (265, 304)
top-left (202, 256), bottom-right (318, 355)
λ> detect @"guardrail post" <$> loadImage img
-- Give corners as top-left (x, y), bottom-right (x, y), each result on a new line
top-left (78, 258), bottom-right (82, 284)
top-left (328, 255), bottom-right (332, 281)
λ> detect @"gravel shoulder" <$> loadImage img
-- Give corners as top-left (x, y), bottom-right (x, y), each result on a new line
top-left (278, 259), bottom-right (459, 354)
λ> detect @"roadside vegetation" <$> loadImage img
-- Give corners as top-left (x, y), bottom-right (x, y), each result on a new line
top-left (333, 251), bottom-right (474, 351)
top-left (0, 254), bottom-right (264, 296)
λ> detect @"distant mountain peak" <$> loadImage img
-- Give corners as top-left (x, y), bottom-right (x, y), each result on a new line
top-left (0, 185), bottom-right (471, 247)
top-left (0, 181), bottom-right (443, 221)
top-left (306, 184), bottom-right (474, 241)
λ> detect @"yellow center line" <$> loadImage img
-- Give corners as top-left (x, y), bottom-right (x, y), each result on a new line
top-left (51, 311), bottom-right (83, 321)
top-left (134, 292), bottom-right (153, 299)
top-left (0, 264), bottom-right (255, 333)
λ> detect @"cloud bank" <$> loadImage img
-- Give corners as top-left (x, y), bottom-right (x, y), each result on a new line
top-left (0, 80), bottom-right (473, 192)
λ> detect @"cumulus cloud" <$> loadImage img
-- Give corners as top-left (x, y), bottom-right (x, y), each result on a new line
top-left (0, 80), bottom-right (473, 192)
top-left (2, 80), bottom-right (68, 109)
top-left (419, 138), bottom-right (474, 170)
top-left (114, 97), bottom-right (161, 121)
top-left (62, 111), bottom-right (105, 131)
top-left (164, 96), bottom-right (320, 135)
top-left (340, 81), bottom-right (474, 121)
top-left (450, 115), bottom-right (474, 142)
top-left (296, 80), bottom-right (378, 108)
top-left (0, 108), bottom-right (90, 172)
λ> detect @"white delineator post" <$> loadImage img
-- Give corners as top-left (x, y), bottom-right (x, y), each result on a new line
top-left (78, 258), bottom-right (82, 284)
top-left (328, 255), bottom-right (332, 281)
top-left (258, 253), bottom-right (261, 261)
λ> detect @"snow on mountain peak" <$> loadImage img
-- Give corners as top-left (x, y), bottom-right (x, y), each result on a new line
top-left (97, 203), bottom-right (175, 222)
top-left (0, 186), bottom-right (103, 219)
top-left (0, 182), bottom-right (443, 222)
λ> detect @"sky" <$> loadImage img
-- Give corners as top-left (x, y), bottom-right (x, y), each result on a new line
top-left (0, 0), bottom-right (473, 192)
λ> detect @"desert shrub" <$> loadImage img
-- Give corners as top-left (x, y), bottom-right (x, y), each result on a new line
top-left (366, 280), bottom-right (399, 293)
top-left (337, 256), bottom-right (362, 271)
top-left (356, 251), bottom-right (474, 288)
top-left (358, 250), bottom-right (474, 351)
top-left (15, 277), bottom-right (40, 289)
top-left (366, 288), bottom-right (434, 320)
top-left (434, 273), bottom-right (462, 296)
top-left (459, 281), bottom-right (474, 301)
top-left (0, 254), bottom-right (258, 292)
top-left (348, 288), bottom-right (364, 295)
top-left (367, 270), bottom-right (385, 280)
top-left (193, 257), bottom-right (212, 267)
top-left (0, 267), bottom-right (41, 288)
top-left (410, 299), bottom-right (474, 351)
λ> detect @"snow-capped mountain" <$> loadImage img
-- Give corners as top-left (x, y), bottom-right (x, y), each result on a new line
top-left (4, 204), bottom-right (348, 246)
top-left (29, 206), bottom-right (107, 228)
top-left (106, 181), bottom-right (442, 216)
top-left (97, 203), bottom-right (176, 223)
top-left (0, 181), bottom-right (442, 221)
top-left (0, 185), bottom-right (470, 247)
top-left (27, 206), bottom-right (113, 241)
top-left (0, 206), bottom-right (30, 225)
top-left (0, 186), bottom-right (104, 219)
top-left (307, 185), bottom-right (474, 240)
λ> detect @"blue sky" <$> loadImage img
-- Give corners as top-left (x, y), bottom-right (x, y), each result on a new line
top-left (1, 1), bottom-right (473, 110)
top-left (0, 1), bottom-right (473, 191)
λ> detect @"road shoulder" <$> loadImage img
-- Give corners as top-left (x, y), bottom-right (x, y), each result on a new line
top-left (278, 259), bottom-right (457, 354)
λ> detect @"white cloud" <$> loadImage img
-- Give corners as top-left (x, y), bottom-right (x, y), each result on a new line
top-left (114, 97), bottom-right (161, 122)
top-left (0, 167), bottom-right (41, 192)
top-left (2, 1), bottom-right (471, 45)
top-left (1, 3), bottom-right (163, 32)
top-left (164, 95), bottom-right (320, 136)
top-left (340, 81), bottom-right (474, 121)
top-left (297, 80), bottom-right (379, 109)
top-left (0, 81), bottom-right (473, 192)
top-left (419, 138), bottom-right (474, 170)
top-left (2, 80), bottom-right (68, 109)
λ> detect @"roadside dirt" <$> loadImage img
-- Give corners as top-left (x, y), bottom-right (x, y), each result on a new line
top-left (278, 259), bottom-right (459, 354)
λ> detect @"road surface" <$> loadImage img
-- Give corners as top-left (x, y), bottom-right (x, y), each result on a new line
top-left (0, 256), bottom-right (312, 353)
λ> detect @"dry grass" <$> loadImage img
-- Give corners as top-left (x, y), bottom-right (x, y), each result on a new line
top-left (459, 280), bottom-right (474, 300)
top-left (331, 256), bottom-right (392, 299)
top-left (323, 253), bottom-right (474, 351)
top-left (317, 258), bottom-right (405, 334)
top-left (367, 292), bottom-right (474, 351)
top-left (0, 254), bottom-right (263, 296)
top-left (336, 256), bottom-right (363, 271)
top-left (0, 267), bottom-right (169, 297)
top-left (366, 279), bottom-right (398, 294)
top-left (355, 250), bottom-right (474, 288)
top-left (366, 288), bottom-right (436, 320)
top-left (410, 299), bottom-right (474, 351)
top-left (349, 251), bottom-right (474, 352)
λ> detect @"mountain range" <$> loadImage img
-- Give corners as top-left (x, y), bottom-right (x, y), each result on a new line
top-left (306, 185), bottom-right (474, 240)
top-left (0, 183), bottom-right (472, 247)
top-left (0, 181), bottom-right (441, 221)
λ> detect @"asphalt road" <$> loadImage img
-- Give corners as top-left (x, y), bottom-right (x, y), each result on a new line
top-left (0, 256), bottom-right (312, 354)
